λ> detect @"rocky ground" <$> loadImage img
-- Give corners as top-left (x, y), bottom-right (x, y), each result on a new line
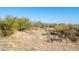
top-left (0, 29), bottom-right (79, 51)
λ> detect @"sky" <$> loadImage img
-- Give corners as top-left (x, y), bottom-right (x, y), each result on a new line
top-left (0, 7), bottom-right (79, 24)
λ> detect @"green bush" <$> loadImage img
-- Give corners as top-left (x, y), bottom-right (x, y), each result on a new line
top-left (0, 16), bottom-right (15, 36)
top-left (0, 15), bottom-right (79, 42)
top-left (52, 24), bottom-right (67, 32)
top-left (0, 16), bottom-right (32, 36)
top-left (34, 21), bottom-right (45, 28)
top-left (14, 17), bottom-right (32, 31)
top-left (51, 24), bottom-right (78, 42)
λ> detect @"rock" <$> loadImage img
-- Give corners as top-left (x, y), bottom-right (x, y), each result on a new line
top-left (46, 33), bottom-right (61, 42)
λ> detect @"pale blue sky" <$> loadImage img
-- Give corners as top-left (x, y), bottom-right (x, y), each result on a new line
top-left (0, 7), bottom-right (79, 24)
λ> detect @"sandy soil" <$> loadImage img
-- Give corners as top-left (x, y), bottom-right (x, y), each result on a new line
top-left (0, 29), bottom-right (79, 51)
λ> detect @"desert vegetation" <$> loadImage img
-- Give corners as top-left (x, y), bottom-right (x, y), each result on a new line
top-left (0, 16), bottom-right (32, 36)
top-left (0, 16), bottom-right (79, 51)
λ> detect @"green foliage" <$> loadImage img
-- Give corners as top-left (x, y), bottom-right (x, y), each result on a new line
top-left (45, 24), bottom-right (55, 28)
top-left (0, 16), bottom-right (32, 36)
top-left (53, 24), bottom-right (68, 32)
top-left (0, 15), bottom-right (79, 43)
top-left (0, 16), bottom-right (15, 36)
top-left (14, 17), bottom-right (32, 31)
top-left (51, 24), bottom-right (79, 42)
top-left (34, 21), bottom-right (45, 28)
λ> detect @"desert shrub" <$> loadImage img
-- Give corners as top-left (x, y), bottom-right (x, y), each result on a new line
top-left (0, 16), bottom-right (33, 36)
top-left (0, 16), bottom-right (15, 36)
top-left (63, 29), bottom-right (77, 42)
top-left (13, 17), bottom-right (32, 31)
top-left (52, 24), bottom-right (67, 32)
top-left (51, 24), bottom-right (78, 42)
top-left (0, 16), bottom-right (32, 36)
top-left (34, 21), bottom-right (45, 28)
top-left (48, 24), bottom-right (56, 28)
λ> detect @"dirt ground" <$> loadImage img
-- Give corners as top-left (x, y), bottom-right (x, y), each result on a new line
top-left (0, 29), bottom-right (79, 51)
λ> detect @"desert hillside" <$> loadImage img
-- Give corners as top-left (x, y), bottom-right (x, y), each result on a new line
top-left (0, 29), bottom-right (79, 51)
top-left (0, 16), bottom-right (79, 51)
